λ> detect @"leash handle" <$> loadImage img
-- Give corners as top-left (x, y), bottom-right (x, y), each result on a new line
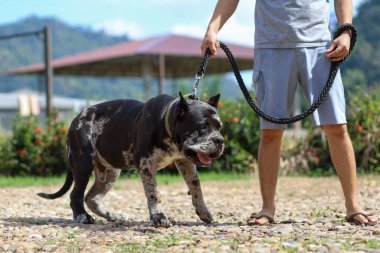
top-left (194, 23), bottom-right (357, 124)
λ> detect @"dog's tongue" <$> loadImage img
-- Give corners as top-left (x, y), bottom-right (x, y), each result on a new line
top-left (197, 153), bottom-right (212, 165)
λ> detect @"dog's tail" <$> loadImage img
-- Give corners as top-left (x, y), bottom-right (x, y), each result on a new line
top-left (37, 169), bottom-right (73, 199)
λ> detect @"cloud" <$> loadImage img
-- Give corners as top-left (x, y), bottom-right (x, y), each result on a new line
top-left (171, 23), bottom-right (206, 39)
top-left (95, 19), bottom-right (144, 37)
top-left (170, 0), bottom-right (255, 46)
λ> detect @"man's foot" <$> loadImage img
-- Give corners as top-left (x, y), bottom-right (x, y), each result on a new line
top-left (346, 211), bottom-right (377, 226)
top-left (247, 212), bottom-right (274, 226)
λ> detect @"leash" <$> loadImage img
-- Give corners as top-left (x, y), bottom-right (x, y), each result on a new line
top-left (191, 23), bottom-right (357, 124)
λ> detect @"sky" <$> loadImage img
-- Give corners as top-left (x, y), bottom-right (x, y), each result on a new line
top-left (0, 0), bottom-right (366, 46)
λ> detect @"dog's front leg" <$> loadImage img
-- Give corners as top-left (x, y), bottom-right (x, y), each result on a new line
top-left (175, 159), bottom-right (213, 223)
top-left (139, 158), bottom-right (172, 228)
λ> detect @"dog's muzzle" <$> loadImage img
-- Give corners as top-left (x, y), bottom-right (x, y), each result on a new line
top-left (182, 134), bottom-right (224, 167)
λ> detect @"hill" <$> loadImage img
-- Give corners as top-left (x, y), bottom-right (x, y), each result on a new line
top-left (0, 16), bottom-right (147, 99)
top-left (1, 3), bottom-right (379, 101)
top-left (341, 0), bottom-right (380, 89)
top-left (0, 16), bottom-right (243, 100)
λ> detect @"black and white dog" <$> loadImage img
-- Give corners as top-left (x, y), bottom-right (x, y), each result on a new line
top-left (38, 93), bottom-right (224, 227)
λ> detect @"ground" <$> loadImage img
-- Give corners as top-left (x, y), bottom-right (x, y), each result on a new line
top-left (0, 176), bottom-right (379, 253)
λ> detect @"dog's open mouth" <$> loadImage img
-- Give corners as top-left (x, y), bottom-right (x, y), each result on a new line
top-left (184, 149), bottom-right (220, 167)
top-left (197, 153), bottom-right (212, 166)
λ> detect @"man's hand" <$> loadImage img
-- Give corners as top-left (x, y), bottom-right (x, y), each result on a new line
top-left (200, 0), bottom-right (239, 56)
top-left (325, 31), bottom-right (351, 61)
top-left (201, 30), bottom-right (220, 57)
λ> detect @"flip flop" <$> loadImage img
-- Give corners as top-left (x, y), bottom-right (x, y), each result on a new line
top-left (247, 212), bottom-right (274, 226)
top-left (346, 212), bottom-right (377, 226)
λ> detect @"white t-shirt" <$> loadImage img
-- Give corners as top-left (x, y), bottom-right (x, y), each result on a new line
top-left (254, 0), bottom-right (332, 48)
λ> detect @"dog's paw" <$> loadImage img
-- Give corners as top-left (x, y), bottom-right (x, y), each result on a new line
top-left (150, 213), bottom-right (173, 228)
top-left (74, 213), bottom-right (95, 224)
top-left (196, 209), bottom-right (213, 223)
top-left (106, 212), bottom-right (128, 222)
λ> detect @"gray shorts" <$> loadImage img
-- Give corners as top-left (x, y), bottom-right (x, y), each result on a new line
top-left (252, 46), bottom-right (347, 129)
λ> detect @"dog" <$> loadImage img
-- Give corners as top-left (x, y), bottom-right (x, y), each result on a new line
top-left (37, 92), bottom-right (224, 227)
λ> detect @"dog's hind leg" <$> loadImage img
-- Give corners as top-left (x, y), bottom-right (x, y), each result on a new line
top-left (175, 159), bottom-right (213, 223)
top-left (85, 168), bottom-right (125, 221)
top-left (70, 157), bottom-right (95, 224)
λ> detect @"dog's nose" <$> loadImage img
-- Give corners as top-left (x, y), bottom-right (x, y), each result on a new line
top-left (212, 136), bottom-right (224, 145)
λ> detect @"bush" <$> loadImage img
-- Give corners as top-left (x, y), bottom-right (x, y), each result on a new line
top-left (347, 86), bottom-right (380, 173)
top-left (209, 98), bottom-right (259, 173)
top-left (0, 111), bottom-right (68, 176)
top-left (0, 86), bottom-right (377, 176)
top-left (301, 86), bottom-right (380, 174)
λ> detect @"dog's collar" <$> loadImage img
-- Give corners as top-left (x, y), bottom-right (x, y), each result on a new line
top-left (163, 94), bottom-right (197, 138)
top-left (163, 98), bottom-right (178, 138)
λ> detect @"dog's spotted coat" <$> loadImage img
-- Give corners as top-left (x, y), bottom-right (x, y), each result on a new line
top-left (38, 93), bottom-right (224, 227)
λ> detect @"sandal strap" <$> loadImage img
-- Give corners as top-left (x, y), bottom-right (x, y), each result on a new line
top-left (347, 212), bottom-right (375, 220)
top-left (249, 213), bottom-right (274, 222)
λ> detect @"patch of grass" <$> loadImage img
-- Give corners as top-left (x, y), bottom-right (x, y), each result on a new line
top-left (309, 205), bottom-right (335, 217)
top-left (43, 239), bottom-right (57, 246)
top-left (287, 191), bottom-right (295, 197)
top-left (0, 171), bottom-right (250, 188)
top-left (150, 234), bottom-right (195, 248)
top-left (111, 234), bottom-right (197, 252)
top-left (262, 239), bottom-right (276, 245)
top-left (198, 171), bottom-right (251, 181)
top-left (367, 239), bottom-right (380, 249)
top-left (0, 176), bottom-right (67, 188)
top-left (220, 240), bottom-right (240, 246)
top-left (111, 243), bottom-right (146, 253)
top-left (283, 246), bottom-right (299, 252)
top-left (65, 242), bottom-right (83, 252)
top-left (340, 241), bottom-right (353, 251)
top-left (63, 231), bottom-right (77, 239)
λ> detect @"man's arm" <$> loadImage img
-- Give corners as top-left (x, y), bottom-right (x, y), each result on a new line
top-left (335, 0), bottom-right (353, 25)
top-left (325, 0), bottom-right (353, 61)
top-left (201, 0), bottom-right (239, 56)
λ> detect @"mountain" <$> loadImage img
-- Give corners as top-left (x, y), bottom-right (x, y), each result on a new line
top-left (1, 4), bottom-right (379, 102)
top-left (0, 16), bottom-right (147, 100)
top-left (341, 0), bottom-right (380, 89)
top-left (0, 16), bottom-right (128, 69)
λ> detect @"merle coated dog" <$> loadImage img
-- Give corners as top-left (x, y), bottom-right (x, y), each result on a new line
top-left (38, 93), bottom-right (224, 227)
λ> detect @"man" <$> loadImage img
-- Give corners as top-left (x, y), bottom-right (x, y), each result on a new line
top-left (201, 0), bottom-right (377, 226)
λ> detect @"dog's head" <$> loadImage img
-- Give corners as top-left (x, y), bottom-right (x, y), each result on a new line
top-left (173, 93), bottom-right (224, 167)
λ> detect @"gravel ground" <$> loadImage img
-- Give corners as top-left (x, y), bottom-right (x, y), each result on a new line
top-left (0, 176), bottom-right (379, 253)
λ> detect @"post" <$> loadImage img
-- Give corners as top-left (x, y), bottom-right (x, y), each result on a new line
top-left (158, 54), bottom-right (165, 94)
top-left (43, 26), bottom-right (53, 117)
top-left (142, 59), bottom-right (152, 100)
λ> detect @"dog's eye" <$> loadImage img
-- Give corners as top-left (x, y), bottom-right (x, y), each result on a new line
top-left (198, 123), bottom-right (209, 135)
top-left (200, 122), bottom-right (209, 130)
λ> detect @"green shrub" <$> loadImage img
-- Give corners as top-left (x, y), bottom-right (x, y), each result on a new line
top-left (209, 98), bottom-right (259, 173)
top-left (1, 85), bottom-right (377, 177)
top-left (302, 86), bottom-right (380, 174)
top-left (0, 111), bottom-right (68, 176)
top-left (347, 86), bottom-right (380, 173)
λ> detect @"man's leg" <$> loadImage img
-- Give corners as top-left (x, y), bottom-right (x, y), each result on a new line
top-left (248, 128), bottom-right (284, 225)
top-left (248, 48), bottom-right (297, 225)
top-left (323, 124), bottom-right (377, 224)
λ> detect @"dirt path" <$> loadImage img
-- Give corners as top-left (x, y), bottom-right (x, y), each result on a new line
top-left (0, 176), bottom-right (379, 252)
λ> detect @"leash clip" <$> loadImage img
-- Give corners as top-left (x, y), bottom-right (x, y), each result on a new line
top-left (190, 73), bottom-right (204, 100)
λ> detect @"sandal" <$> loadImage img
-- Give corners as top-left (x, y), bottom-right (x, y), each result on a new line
top-left (346, 212), bottom-right (377, 226)
top-left (247, 213), bottom-right (274, 226)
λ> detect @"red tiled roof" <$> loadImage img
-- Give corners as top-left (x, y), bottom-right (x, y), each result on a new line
top-left (2, 34), bottom-right (254, 77)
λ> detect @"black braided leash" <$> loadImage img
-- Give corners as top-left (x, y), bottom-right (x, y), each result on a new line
top-left (193, 23), bottom-right (357, 124)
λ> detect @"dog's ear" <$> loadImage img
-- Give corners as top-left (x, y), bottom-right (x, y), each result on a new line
top-left (176, 92), bottom-right (189, 119)
top-left (206, 93), bottom-right (220, 109)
